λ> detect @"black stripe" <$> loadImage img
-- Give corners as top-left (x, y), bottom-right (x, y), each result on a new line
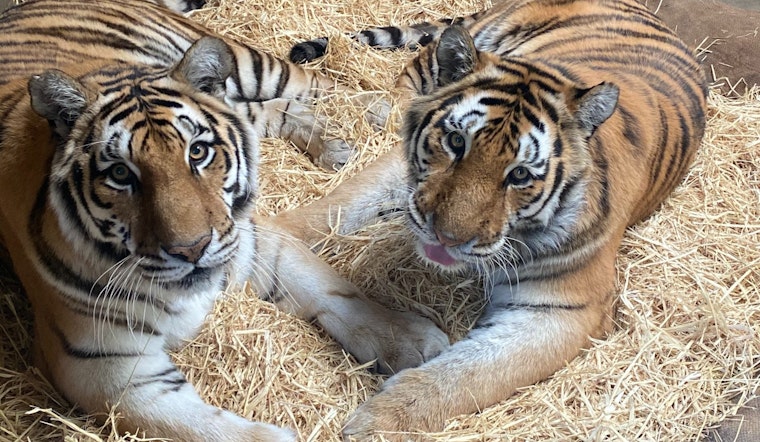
top-left (529, 161), bottom-right (563, 214)
top-left (554, 173), bottom-right (581, 215)
top-left (378, 26), bottom-right (403, 46)
top-left (527, 132), bottom-right (540, 162)
top-left (148, 98), bottom-right (184, 109)
top-left (359, 30), bottom-right (378, 47)
top-left (478, 96), bottom-right (511, 107)
top-left (248, 47), bottom-right (263, 99)
top-left (418, 33), bottom-right (434, 46)
top-left (474, 301), bottom-right (589, 328)
top-left (590, 139), bottom-right (611, 218)
top-left (407, 57), bottom-right (425, 94)
top-left (108, 103), bottom-right (139, 126)
top-left (274, 60), bottom-right (290, 96)
top-left (648, 104), bottom-right (670, 196)
top-left (617, 105), bottom-right (642, 150)
top-left (53, 323), bottom-right (142, 359)
top-left (66, 302), bottom-right (161, 337)
top-left (521, 106), bottom-right (544, 135)
top-left (497, 302), bottom-right (587, 311)
top-left (131, 367), bottom-right (187, 388)
top-left (151, 86), bottom-right (184, 97)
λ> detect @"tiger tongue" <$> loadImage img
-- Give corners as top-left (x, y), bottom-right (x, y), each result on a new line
top-left (423, 243), bottom-right (458, 267)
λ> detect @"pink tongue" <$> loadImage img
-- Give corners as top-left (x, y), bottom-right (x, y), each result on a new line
top-left (423, 243), bottom-right (458, 266)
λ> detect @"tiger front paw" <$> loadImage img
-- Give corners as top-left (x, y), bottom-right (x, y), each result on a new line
top-left (354, 93), bottom-right (392, 129)
top-left (341, 305), bottom-right (449, 375)
top-left (245, 422), bottom-right (297, 442)
top-left (375, 310), bottom-right (449, 374)
top-left (315, 138), bottom-right (355, 170)
top-left (342, 368), bottom-right (445, 441)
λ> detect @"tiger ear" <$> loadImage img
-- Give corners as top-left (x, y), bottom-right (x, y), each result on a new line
top-left (28, 70), bottom-right (91, 139)
top-left (435, 26), bottom-right (477, 87)
top-left (572, 82), bottom-right (619, 136)
top-left (172, 36), bottom-right (233, 97)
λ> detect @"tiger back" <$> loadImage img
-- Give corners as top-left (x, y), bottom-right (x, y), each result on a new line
top-left (281, 0), bottom-right (707, 438)
top-left (0, 0), bottom-right (449, 440)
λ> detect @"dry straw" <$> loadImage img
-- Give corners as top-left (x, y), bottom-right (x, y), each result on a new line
top-left (1, 0), bottom-right (758, 441)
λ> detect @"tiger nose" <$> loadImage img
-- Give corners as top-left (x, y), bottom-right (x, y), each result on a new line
top-left (164, 234), bottom-right (212, 264)
top-left (434, 228), bottom-right (469, 247)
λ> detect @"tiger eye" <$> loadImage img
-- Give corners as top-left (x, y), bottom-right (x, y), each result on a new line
top-left (446, 131), bottom-right (466, 158)
top-left (109, 163), bottom-right (132, 183)
top-left (449, 132), bottom-right (465, 148)
top-left (189, 143), bottom-right (208, 163)
top-left (507, 166), bottom-right (531, 185)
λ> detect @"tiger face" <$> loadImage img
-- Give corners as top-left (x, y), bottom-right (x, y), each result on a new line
top-left (402, 28), bottom-right (619, 271)
top-left (32, 37), bottom-right (257, 292)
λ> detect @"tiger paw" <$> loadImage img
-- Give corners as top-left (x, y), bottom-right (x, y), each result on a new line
top-left (244, 422), bottom-right (297, 442)
top-left (371, 310), bottom-right (449, 374)
top-left (342, 368), bottom-right (444, 441)
top-left (315, 138), bottom-right (355, 170)
top-left (209, 419), bottom-right (297, 442)
top-left (353, 92), bottom-right (392, 129)
top-left (341, 302), bottom-right (449, 376)
top-left (198, 413), bottom-right (298, 442)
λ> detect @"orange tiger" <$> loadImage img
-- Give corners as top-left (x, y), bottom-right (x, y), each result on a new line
top-left (0, 0), bottom-right (446, 440)
top-left (283, 0), bottom-right (707, 438)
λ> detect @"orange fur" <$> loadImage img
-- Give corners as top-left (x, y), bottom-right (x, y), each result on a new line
top-left (280, 0), bottom-right (707, 438)
top-left (0, 1), bottom-right (442, 440)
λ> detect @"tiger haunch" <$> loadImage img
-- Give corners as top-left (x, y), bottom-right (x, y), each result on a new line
top-left (0, 1), bottom-right (447, 440)
top-left (280, 0), bottom-right (707, 439)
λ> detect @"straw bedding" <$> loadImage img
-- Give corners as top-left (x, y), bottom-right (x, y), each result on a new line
top-left (1, 0), bottom-right (758, 440)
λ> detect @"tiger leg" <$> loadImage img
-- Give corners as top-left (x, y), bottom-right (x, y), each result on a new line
top-left (227, 52), bottom-right (389, 169)
top-left (342, 242), bottom-right (618, 440)
top-left (273, 143), bottom-right (408, 244)
top-left (250, 215), bottom-right (449, 373)
top-left (234, 98), bottom-right (354, 170)
top-left (33, 315), bottom-right (294, 441)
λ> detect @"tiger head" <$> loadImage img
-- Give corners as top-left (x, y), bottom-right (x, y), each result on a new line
top-left (402, 27), bottom-right (619, 271)
top-left (29, 37), bottom-right (257, 292)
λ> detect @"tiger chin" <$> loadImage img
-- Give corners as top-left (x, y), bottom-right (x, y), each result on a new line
top-left (283, 0), bottom-right (708, 439)
top-left (0, 1), bottom-right (448, 440)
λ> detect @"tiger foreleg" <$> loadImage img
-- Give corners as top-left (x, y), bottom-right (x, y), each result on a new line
top-left (342, 304), bottom-right (604, 440)
top-left (237, 94), bottom-right (390, 170)
top-left (44, 343), bottom-right (294, 441)
top-left (235, 97), bottom-right (356, 170)
top-left (341, 266), bottom-right (616, 440)
top-left (251, 215), bottom-right (449, 374)
top-left (274, 145), bottom-right (409, 245)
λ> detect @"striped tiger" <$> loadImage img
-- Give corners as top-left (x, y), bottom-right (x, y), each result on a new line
top-left (282, 0), bottom-right (707, 438)
top-left (0, 1), bottom-right (447, 440)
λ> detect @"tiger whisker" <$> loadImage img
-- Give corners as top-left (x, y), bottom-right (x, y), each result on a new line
top-left (91, 256), bottom-right (132, 350)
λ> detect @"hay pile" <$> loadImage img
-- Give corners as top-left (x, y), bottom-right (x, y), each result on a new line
top-left (1, 0), bottom-right (759, 440)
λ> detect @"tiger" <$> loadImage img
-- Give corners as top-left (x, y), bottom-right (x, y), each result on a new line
top-left (0, 1), bottom-right (449, 440)
top-left (281, 0), bottom-right (708, 438)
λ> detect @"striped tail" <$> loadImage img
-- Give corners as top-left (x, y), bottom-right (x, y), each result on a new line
top-left (289, 37), bottom-right (329, 64)
top-left (289, 16), bottom-right (478, 64)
